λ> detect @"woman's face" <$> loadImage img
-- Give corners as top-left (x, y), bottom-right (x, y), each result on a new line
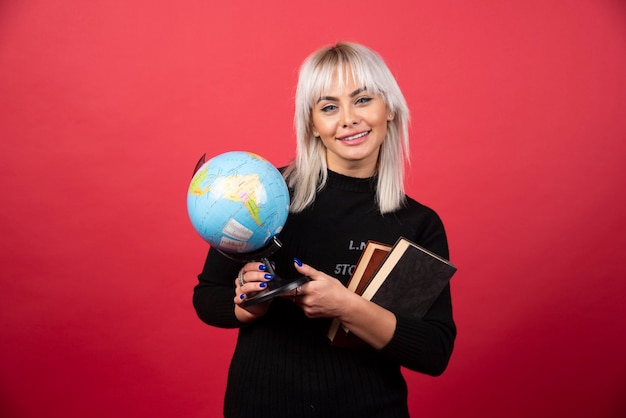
top-left (311, 68), bottom-right (392, 178)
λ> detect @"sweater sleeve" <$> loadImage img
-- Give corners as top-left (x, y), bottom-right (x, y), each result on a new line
top-left (381, 284), bottom-right (456, 375)
top-left (192, 247), bottom-right (245, 329)
top-left (380, 208), bottom-right (456, 376)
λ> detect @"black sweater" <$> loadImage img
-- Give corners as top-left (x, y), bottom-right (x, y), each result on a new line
top-left (193, 170), bottom-right (456, 418)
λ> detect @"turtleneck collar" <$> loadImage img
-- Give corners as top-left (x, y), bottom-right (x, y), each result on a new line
top-left (325, 169), bottom-right (377, 193)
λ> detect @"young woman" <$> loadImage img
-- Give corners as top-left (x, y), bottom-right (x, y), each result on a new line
top-left (193, 42), bottom-right (456, 418)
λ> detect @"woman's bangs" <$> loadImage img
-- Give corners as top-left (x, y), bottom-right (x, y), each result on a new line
top-left (310, 59), bottom-right (381, 103)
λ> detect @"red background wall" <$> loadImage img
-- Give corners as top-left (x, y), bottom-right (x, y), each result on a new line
top-left (1, 1), bottom-right (625, 417)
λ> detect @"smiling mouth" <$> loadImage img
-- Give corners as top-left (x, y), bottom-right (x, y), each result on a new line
top-left (338, 131), bottom-right (370, 141)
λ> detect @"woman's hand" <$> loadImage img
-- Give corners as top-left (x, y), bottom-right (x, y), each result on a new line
top-left (289, 258), bottom-right (358, 319)
top-left (292, 258), bottom-right (397, 349)
top-left (234, 261), bottom-right (274, 322)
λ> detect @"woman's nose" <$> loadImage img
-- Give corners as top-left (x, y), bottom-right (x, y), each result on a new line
top-left (341, 107), bottom-right (358, 127)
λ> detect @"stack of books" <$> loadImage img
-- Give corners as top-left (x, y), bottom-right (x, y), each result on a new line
top-left (328, 237), bottom-right (457, 348)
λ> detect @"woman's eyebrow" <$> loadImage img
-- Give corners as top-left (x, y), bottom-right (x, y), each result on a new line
top-left (316, 87), bottom-right (367, 103)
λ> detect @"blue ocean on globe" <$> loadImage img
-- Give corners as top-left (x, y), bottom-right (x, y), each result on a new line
top-left (187, 151), bottom-right (290, 254)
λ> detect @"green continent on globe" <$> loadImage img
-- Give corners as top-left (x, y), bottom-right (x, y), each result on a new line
top-left (188, 165), bottom-right (264, 226)
top-left (189, 165), bottom-right (210, 196)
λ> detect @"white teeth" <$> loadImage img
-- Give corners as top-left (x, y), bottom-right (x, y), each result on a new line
top-left (341, 131), bottom-right (368, 141)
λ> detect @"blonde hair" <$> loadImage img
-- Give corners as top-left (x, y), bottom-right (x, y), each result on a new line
top-left (284, 42), bottom-right (410, 214)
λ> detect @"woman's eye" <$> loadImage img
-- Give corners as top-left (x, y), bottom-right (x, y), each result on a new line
top-left (356, 97), bottom-right (372, 105)
top-left (321, 104), bottom-right (337, 112)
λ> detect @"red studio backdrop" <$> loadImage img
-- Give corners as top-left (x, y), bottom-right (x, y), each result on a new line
top-left (1, 1), bottom-right (625, 417)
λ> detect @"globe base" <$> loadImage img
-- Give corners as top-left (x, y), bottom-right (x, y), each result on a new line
top-left (241, 274), bottom-right (310, 308)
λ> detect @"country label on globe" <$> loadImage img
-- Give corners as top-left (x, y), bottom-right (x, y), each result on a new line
top-left (221, 218), bottom-right (253, 244)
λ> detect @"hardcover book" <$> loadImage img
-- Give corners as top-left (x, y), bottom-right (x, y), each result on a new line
top-left (328, 237), bottom-right (457, 348)
top-left (328, 241), bottom-right (392, 347)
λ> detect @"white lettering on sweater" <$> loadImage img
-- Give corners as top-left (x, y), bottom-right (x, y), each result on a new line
top-left (334, 264), bottom-right (356, 276)
top-left (334, 240), bottom-right (366, 277)
top-left (348, 240), bottom-right (366, 250)
top-left (335, 264), bottom-right (356, 276)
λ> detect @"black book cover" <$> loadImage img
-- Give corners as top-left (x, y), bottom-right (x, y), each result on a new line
top-left (360, 237), bottom-right (457, 319)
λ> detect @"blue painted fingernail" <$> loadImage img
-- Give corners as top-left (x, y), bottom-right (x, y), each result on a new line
top-left (294, 258), bottom-right (303, 267)
top-left (239, 294), bottom-right (245, 299)
top-left (264, 274), bottom-right (274, 280)
top-left (260, 282), bottom-right (267, 288)
top-left (259, 264), bottom-right (267, 271)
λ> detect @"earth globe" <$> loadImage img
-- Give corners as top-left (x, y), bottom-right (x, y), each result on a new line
top-left (187, 151), bottom-right (309, 307)
top-left (187, 151), bottom-right (290, 254)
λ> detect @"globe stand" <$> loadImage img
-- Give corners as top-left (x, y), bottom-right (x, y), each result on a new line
top-left (216, 236), bottom-right (310, 307)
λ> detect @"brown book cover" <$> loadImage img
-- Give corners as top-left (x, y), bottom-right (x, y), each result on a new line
top-left (329, 237), bottom-right (457, 349)
top-left (328, 241), bottom-right (392, 348)
top-left (347, 241), bottom-right (393, 294)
